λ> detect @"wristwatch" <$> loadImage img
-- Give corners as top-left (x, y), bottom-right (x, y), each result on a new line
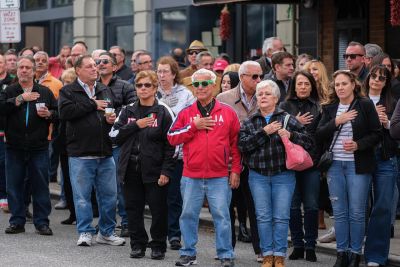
top-left (16, 94), bottom-right (24, 104)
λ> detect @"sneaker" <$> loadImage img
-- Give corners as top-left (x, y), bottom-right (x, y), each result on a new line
top-left (96, 232), bottom-right (125, 246)
top-left (77, 232), bottom-right (92, 246)
top-left (221, 258), bottom-right (234, 267)
top-left (318, 226), bottom-right (336, 243)
top-left (54, 200), bottom-right (67, 210)
top-left (175, 255), bottom-right (197, 266)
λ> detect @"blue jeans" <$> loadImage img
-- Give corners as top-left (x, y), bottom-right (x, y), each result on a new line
top-left (112, 147), bottom-right (128, 226)
top-left (0, 136), bottom-right (6, 199)
top-left (248, 169), bottom-right (295, 257)
top-left (289, 167), bottom-right (320, 249)
top-left (327, 160), bottom-right (371, 254)
top-left (364, 155), bottom-right (396, 265)
top-left (180, 176), bottom-right (233, 259)
top-left (69, 156), bottom-right (117, 236)
top-left (168, 160), bottom-right (183, 242)
top-left (6, 148), bottom-right (51, 227)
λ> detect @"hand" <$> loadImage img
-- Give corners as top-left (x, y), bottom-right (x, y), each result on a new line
top-left (343, 140), bottom-right (358, 152)
top-left (378, 111), bottom-right (389, 126)
top-left (296, 112), bottom-right (313, 125)
top-left (136, 117), bottom-right (155, 128)
top-left (335, 110), bottom-right (358, 126)
top-left (158, 174), bottom-right (169, 186)
top-left (37, 106), bottom-right (51, 118)
top-left (93, 99), bottom-right (108, 111)
top-left (22, 92), bottom-right (40, 102)
top-left (263, 121), bottom-right (282, 135)
top-left (278, 128), bottom-right (291, 139)
top-left (193, 115), bottom-right (215, 130)
top-left (105, 113), bottom-right (116, 124)
top-left (375, 104), bottom-right (386, 114)
top-left (229, 172), bottom-right (240, 189)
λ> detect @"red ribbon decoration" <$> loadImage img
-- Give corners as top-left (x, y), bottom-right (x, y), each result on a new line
top-left (220, 5), bottom-right (231, 41)
top-left (391, 0), bottom-right (400, 26)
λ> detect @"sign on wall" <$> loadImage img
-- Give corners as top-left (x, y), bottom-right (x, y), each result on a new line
top-left (0, 0), bottom-right (20, 43)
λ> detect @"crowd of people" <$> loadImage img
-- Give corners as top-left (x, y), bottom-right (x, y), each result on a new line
top-left (0, 37), bottom-right (399, 267)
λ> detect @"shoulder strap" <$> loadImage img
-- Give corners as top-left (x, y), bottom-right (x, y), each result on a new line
top-left (328, 99), bottom-right (358, 151)
top-left (283, 114), bottom-right (290, 129)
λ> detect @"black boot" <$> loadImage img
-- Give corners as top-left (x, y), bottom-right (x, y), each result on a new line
top-left (305, 249), bottom-right (317, 262)
top-left (237, 223), bottom-right (251, 243)
top-left (333, 252), bottom-right (348, 267)
top-left (348, 253), bottom-right (360, 267)
top-left (288, 247), bottom-right (304, 260)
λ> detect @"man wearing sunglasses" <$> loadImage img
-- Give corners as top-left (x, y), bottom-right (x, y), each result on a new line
top-left (217, 60), bottom-right (263, 262)
top-left (168, 68), bottom-right (241, 267)
top-left (344, 41), bottom-right (368, 82)
top-left (264, 51), bottom-right (295, 103)
top-left (97, 52), bottom-right (136, 238)
top-left (179, 40), bottom-right (208, 81)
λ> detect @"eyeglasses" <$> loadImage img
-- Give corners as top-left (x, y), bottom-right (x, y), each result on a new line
top-left (370, 73), bottom-right (386, 82)
top-left (188, 51), bottom-right (201, 56)
top-left (192, 80), bottom-right (214, 88)
top-left (95, 59), bottom-right (110, 65)
top-left (343, 54), bottom-right (364, 60)
top-left (157, 69), bottom-right (171, 74)
top-left (138, 60), bottom-right (152, 65)
top-left (135, 83), bottom-right (153, 89)
top-left (242, 73), bottom-right (264, 80)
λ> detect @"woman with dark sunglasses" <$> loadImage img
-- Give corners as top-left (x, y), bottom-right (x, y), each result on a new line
top-left (371, 53), bottom-right (400, 101)
top-left (110, 70), bottom-right (176, 260)
top-left (363, 65), bottom-right (397, 267)
top-left (279, 70), bottom-right (321, 262)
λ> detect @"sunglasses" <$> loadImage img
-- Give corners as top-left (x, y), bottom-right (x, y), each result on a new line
top-left (370, 73), bottom-right (386, 82)
top-left (135, 83), bottom-right (153, 89)
top-left (188, 51), bottom-right (201, 56)
top-left (242, 73), bottom-right (264, 80)
top-left (95, 59), bottom-right (110, 65)
top-left (192, 80), bottom-right (214, 88)
top-left (343, 54), bottom-right (364, 60)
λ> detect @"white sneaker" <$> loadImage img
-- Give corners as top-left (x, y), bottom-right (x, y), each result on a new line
top-left (318, 226), bottom-right (336, 243)
top-left (54, 200), bottom-right (67, 210)
top-left (77, 233), bottom-right (92, 246)
top-left (96, 232), bottom-right (125, 246)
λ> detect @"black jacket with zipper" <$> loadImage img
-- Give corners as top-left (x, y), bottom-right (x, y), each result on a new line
top-left (0, 74), bottom-right (15, 131)
top-left (0, 82), bottom-right (58, 150)
top-left (58, 80), bottom-right (114, 157)
top-left (279, 97), bottom-right (322, 164)
top-left (109, 100), bottom-right (176, 183)
top-left (316, 97), bottom-right (381, 174)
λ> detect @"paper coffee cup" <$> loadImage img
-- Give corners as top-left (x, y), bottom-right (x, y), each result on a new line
top-left (35, 103), bottom-right (45, 111)
top-left (105, 107), bottom-right (115, 115)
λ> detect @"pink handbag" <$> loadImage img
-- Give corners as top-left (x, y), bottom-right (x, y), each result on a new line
top-left (281, 115), bottom-right (313, 171)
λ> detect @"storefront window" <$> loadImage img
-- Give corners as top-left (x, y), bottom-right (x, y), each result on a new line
top-left (155, 9), bottom-right (187, 59)
top-left (54, 20), bottom-right (73, 50)
top-left (52, 0), bottom-right (73, 7)
top-left (245, 4), bottom-right (275, 59)
top-left (22, 0), bottom-right (47, 10)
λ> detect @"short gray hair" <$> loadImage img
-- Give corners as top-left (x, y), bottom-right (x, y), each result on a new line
top-left (91, 49), bottom-right (106, 58)
top-left (365, 43), bottom-right (383, 58)
top-left (195, 51), bottom-right (213, 65)
top-left (256, 80), bottom-right (280, 100)
top-left (238, 61), bottom-right (261, 78)
top-left (17, 55), bottom-right (36, 72)
top-left (262, 37), bottom-right (281, 55)
top-left (191, 68), bottom-right (217, 83)
top-left (33, 51), bottom-right (49, 61)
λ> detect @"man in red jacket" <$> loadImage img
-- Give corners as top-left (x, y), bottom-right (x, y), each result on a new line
top-left (168, 68), bottom-right (241, 267)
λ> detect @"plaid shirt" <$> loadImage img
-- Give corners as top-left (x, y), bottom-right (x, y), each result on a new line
top-left (239, 108), bottom-right (313, 176)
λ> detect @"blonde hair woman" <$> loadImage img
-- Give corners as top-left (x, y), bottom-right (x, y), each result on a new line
top-left (304, 60), bottom-right (330, 102)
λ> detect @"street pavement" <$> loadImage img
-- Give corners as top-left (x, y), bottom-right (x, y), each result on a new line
top-left (0, 199), bottom-right (340, 267)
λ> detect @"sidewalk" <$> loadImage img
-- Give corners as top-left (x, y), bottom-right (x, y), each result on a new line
top-left (49, 182), bottom-right (400, 266)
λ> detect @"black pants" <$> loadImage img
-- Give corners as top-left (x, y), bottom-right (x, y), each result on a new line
top-left (319, 173), bottom-right (332, 214)
top-left (124, 167), bottom-right (168, 252)
top-left (229, 182), bottom-right (249, 248)
top-left (60, 154), bottom-right (75, 218)
top-left (239, 166), bottom-right (261, 254)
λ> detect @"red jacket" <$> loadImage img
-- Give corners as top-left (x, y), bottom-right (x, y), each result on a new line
top-left (168, 99), bottom-right (241, 178)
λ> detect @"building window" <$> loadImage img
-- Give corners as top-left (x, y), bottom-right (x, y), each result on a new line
top-left (155, 9), bottom-right (187, 59)
top-left (52, 0), bottom-right (73, 8)
top-left (22, 0), bottom-right (47, 10)
top-left (54, 20), bottom-right (73, 51)
top-left (104, 0), bottom-right (133, 55)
